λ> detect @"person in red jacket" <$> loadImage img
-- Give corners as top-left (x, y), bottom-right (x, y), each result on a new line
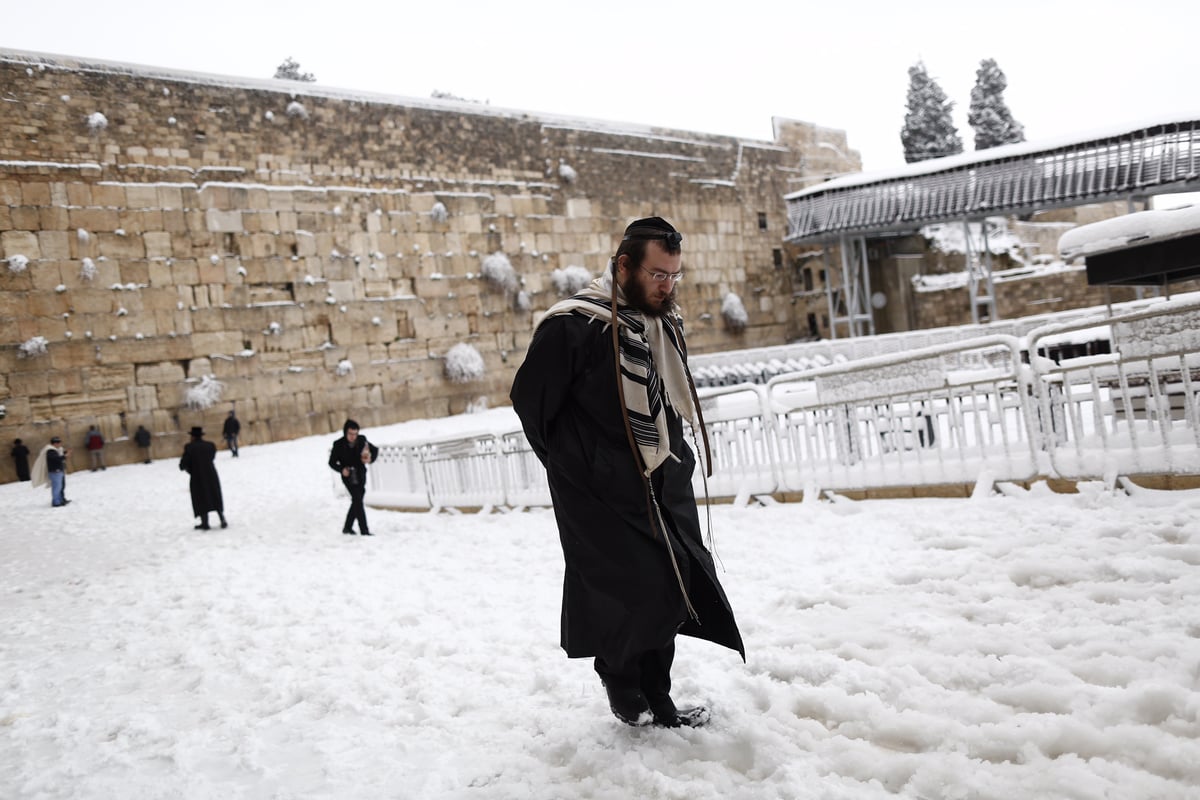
top-left (85, 425), bottom-right (106, 471)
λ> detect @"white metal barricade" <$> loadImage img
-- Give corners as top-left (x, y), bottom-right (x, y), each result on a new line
top-left (369, 299), bottom-right (1200, 508)
top-left (368, 444), bottom-right (430, 508)
top-left (766, 335), bottom-right (1039, 494)
top-left (1027, 296), bottom-right (1200, 480)
top-left (499, 432), bottom-right (552, 507)
top-left (419, 432), bottom-right (508, 510)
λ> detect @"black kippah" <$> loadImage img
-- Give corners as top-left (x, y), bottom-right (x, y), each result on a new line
top-left (622, 216), bottom-right (682, 245)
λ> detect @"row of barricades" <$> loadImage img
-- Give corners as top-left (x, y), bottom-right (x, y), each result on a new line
top-left (366, 295), bottom-right (1200, 509)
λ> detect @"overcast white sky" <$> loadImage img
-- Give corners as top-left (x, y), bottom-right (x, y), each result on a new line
top-left (3, 0), bottom-right (1199, 173)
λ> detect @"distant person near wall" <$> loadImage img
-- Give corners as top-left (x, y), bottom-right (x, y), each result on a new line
top-left (134, 425), bottom-right (152, 464)
top-left (11, 438), bottom-right (30, 481)
top-left (222, 411), bottom-right (240, 458)
top-left (85, 425), bottom-right (106, 471)
top-left (31, 436), bottom-right (70, 507)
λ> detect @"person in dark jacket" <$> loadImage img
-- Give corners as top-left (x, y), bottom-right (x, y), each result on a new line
top-left (179, 426), bottom-right (227, 530)
top-left (328, 419), bottom-right (379, 536)
top-left (510, 216), bottom-right (744, 729)
top-left (11, 438), bottom-right (30, 481)
top-left (222, 410), bottom-right (241, 457)
top-left (134, 425), bottom-right (152, 463)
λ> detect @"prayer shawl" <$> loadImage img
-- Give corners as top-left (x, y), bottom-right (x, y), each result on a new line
top-left (30, 444), bottom-right (55, 489)
top-left (536, 274), bottom-right (697, 474)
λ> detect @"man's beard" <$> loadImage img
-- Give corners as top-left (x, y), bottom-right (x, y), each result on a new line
top-left (623, 275), bottom-right (676, 318)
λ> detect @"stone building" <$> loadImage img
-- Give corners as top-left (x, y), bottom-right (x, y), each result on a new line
top-left (0, 50), bottom-right (861, 480)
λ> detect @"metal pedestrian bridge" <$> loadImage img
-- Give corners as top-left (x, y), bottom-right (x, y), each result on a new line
top-left (784, 116), bottom-right (1200, 336)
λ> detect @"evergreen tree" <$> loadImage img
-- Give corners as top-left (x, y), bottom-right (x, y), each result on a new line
top-left (968, 58), bottom-right (1025, 150)
top-left (900, 62), bottom-right (963, 163)
top-left (274, 57), bottom-right (316, 83)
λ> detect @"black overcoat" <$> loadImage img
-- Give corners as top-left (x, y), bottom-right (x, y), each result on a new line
top-left (179, 439), bottom-right (224, 515)
top-left (510, 313), bottom-right (744, 665)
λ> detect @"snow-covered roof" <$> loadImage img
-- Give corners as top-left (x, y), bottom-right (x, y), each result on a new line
top-left (0, 48), bottom-right (774, 149)
top-left (1058, 204), bottom-right (1200, 258)
top-left (786, 111), bottom-right (1200, 200)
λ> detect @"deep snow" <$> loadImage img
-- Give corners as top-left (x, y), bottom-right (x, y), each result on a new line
top-left (2, 413), bottom-right (1199, 799)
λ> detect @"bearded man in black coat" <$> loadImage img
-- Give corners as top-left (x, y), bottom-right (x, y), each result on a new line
top-left (179, 426), bottom-right (227, 530)
top-left (510, 216), bottom-right (744, 728)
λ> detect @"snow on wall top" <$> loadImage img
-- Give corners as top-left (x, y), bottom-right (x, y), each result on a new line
top-left (1057, 204), bottom-right (1200, 258)
top-left (0, 48), bottom-right (775, 149)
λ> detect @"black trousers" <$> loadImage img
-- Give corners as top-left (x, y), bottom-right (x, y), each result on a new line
top-left (594, 639), bottom-right (676, 714)
top-left (342, 478), bottom-right (369, 533)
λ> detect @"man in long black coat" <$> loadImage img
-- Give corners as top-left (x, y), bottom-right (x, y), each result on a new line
top-left (510, 216), bottom-right (744, 728)
top-left (179, 426), bottom-right (227, 530)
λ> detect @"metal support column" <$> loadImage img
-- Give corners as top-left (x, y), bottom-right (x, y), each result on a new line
top-left (827, 234), bottom-right (875, 338)
top-left (964, 219), bottom-right (997, 324)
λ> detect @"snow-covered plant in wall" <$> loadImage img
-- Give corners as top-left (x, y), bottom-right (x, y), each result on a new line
top-left (264, 110), bottom-right (275, 121)
top-left (721, 292), bottom-right (749, 332)
top-left (444, 343), bottom-right (486, 383)
top-left (558, 162), bottom-right (577, 183)
top-left (265, 321), bottom-right (282, 335)
top-left (481, 252), bottom-right (519, 294)
top-left (116, 307), bottom-right (128, 317)
top-left (515, 290), bottom-right (532, 311)
top-left (6, 254), bottom-right (29, 273)
top-left (286, 101), bottom-right (308, 119)
top-left (184, 375), bottom-right (225, 410)
top-left (551, 265), bottom-right (593, 296)
top-left (336, 359), bottom-right (353, 377)
top-left (80, 257), bottom-right (96, 281)
top-left (18, 336), bottom-right (49, 359)
top-left (77, 228), bottom-right (90, 244)
top-left (87, 112), bottom-right (108, 131)
top-left (430, 202), bottom-right (449, 223)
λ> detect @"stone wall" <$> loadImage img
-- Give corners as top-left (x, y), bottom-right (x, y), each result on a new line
top-left (0, 50), bottom-right (860, 481)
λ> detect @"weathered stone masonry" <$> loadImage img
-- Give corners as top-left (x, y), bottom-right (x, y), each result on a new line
top-left (0, 50), bottom-right (860, 480)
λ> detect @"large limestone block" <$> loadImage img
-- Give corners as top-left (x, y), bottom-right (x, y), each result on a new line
top-left (2, 230), bottom-right (41, 259)
top-left (136, 361), bottom-right (187, 385)
top-left (83, 364), bottom-right (136, 392)
top-left (206, 209), bottom-right (244, 233)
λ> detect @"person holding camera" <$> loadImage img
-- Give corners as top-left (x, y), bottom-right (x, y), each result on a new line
top-left (328, 419), bottom-right (379, 536)
top-left (32, 436), bottom-right (71, 507)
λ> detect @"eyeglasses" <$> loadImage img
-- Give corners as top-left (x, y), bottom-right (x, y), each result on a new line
top-left (639, 266), bottom-right (684, 285)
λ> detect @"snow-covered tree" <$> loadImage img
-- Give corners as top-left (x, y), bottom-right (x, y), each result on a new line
top-left (274, 57), bottom-right (315, 83)
top-left (900, 62), bottom-right (963, 164)
top-left (968, 58), bottom-right (1026, 151)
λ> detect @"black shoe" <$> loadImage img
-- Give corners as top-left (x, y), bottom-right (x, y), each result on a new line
top-left (195, 524), bottom-right (210, 530)
top-left (343, 529), bottom-right (356, 535)
top-left (603, 682), bottom-right (652, 727)
top-left (360, 531), bottom-right (374, 536)
top-left (654, 705), bottom-right (710, 728)
top-left (220, 520), bottom-right (228, 529)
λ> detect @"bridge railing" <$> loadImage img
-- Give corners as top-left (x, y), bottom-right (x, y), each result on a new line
top-left (367, 296), bottom-right (1200, 509)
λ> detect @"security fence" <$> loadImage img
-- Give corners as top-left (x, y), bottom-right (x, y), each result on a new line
top-left (366, 296), bottom-right (1200, 509)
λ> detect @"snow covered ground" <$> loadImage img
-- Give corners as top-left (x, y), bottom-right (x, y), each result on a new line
top-left (3, 413), bottom-right (1199, 799)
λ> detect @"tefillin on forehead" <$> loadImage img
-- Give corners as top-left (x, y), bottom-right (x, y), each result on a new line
top-left (621, 216), bottom-right (682, 250)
